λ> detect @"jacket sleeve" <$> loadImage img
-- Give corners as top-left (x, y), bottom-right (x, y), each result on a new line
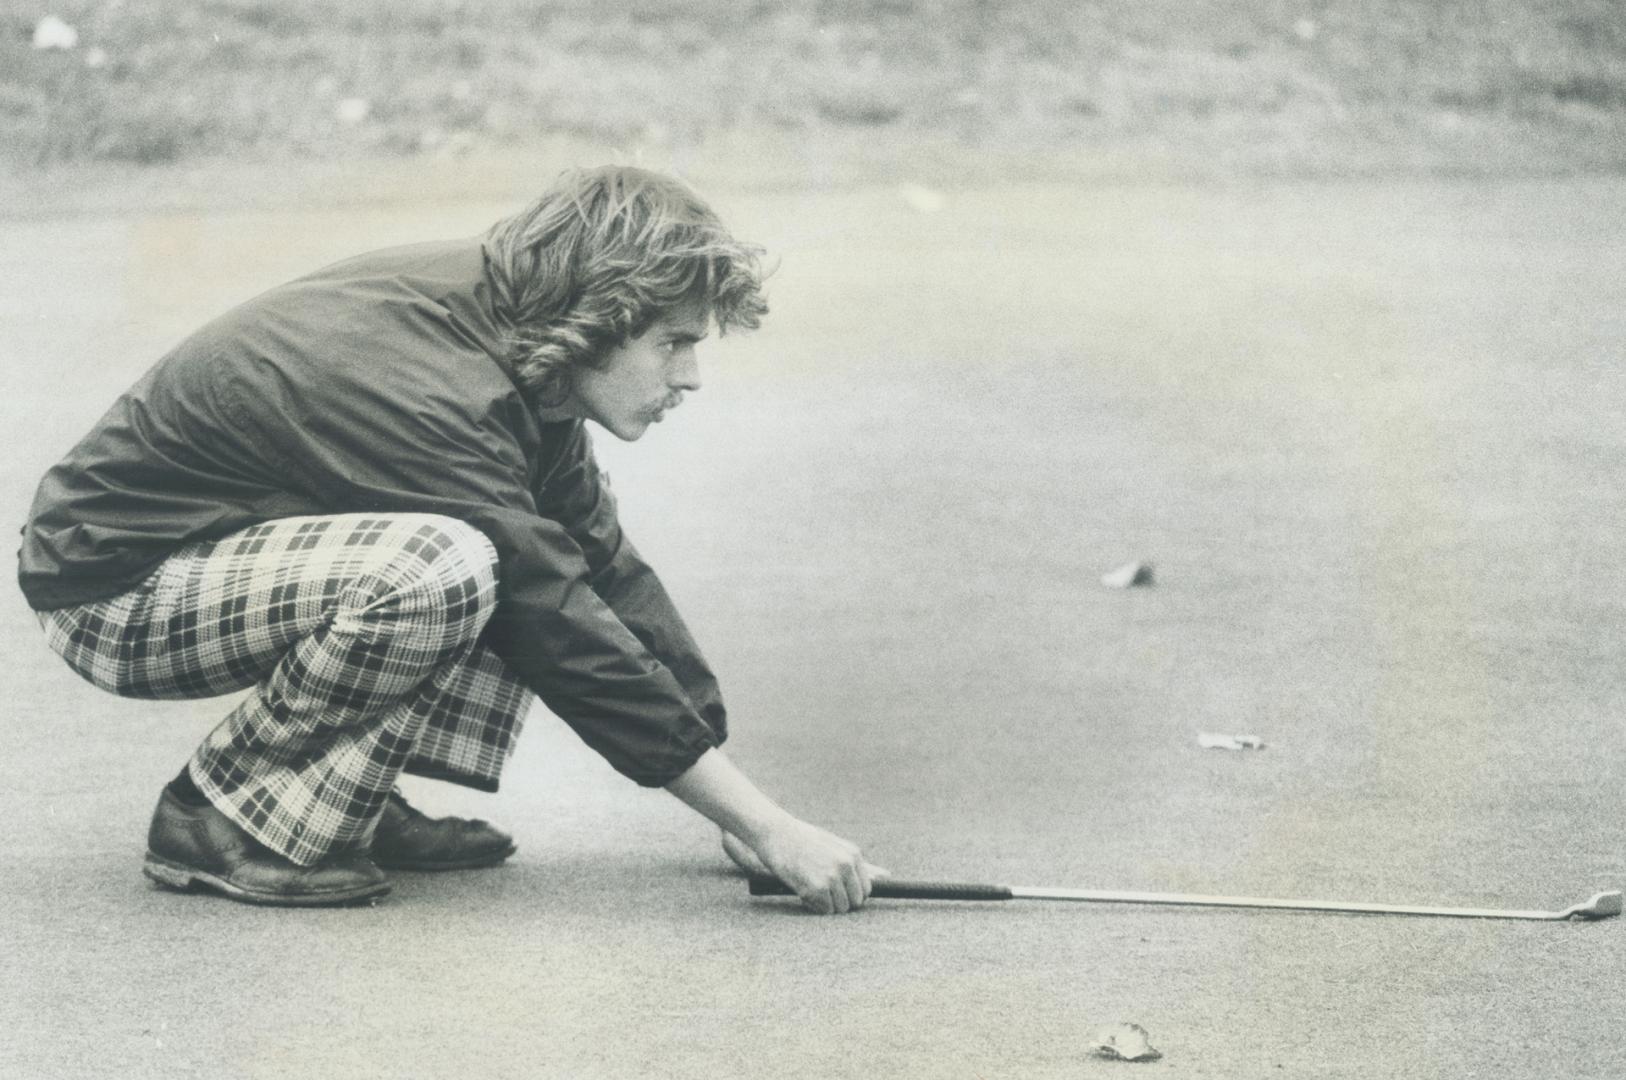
top-left (215, 371), bottom-right (720, 787)
top-left (533, 423), bottom-right (728, 745)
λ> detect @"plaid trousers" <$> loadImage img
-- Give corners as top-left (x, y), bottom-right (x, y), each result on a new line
top-left (38, 514), bottom-right (533, 866)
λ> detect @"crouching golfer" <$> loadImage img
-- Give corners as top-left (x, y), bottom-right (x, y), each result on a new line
top-left (18, 165), bottom-right (882, 913)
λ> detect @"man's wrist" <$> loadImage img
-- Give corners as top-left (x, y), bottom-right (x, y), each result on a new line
top-left (665, 746), bottom-right (793, 846)
top-left (729, 805), bottom-right (794, 851)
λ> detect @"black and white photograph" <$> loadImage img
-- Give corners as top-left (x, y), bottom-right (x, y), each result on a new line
top-left (3, 3), bottom-right (1622, 1077)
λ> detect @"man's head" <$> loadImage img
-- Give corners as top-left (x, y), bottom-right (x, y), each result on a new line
top-left (484, 165), bottom-right (768, 439)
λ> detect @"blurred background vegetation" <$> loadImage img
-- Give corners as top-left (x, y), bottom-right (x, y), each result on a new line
top-left (4, 0), bottom-right (1625, 183)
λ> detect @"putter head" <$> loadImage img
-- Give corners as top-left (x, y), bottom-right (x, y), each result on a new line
top-left (1571, 891), bottom-right (1622, 920)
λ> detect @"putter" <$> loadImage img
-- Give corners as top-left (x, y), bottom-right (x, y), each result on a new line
top-left (746, 876), bottom-right (1623, 921)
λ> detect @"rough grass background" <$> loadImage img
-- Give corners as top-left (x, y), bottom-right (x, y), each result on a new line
top-left (4, 0), bottom-right (1626, 179)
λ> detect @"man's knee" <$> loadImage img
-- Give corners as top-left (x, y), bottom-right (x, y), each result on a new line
top-left (420, 516), bottom-right (501, 636)
top-left (335, 516), bottom-right (500, 647)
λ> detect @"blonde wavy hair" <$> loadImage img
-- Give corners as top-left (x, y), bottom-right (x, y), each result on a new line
top-left (483, 165), bottom-right (769, 406)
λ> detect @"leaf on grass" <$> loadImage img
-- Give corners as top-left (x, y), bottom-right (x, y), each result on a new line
top-left (1198, 732), bottom-right (1266, 750)
top-left (1101, 561), bottom-right (1154, 588)
top-left (1089, 1022), bottom-right (1162, 1062)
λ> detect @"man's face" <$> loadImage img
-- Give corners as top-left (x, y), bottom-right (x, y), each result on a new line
top-left (572, 307), bottom-right (709, 441)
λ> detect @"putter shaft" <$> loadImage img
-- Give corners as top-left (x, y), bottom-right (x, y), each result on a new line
top-left (745, 876), bottom-right (1622, 921)
top-left (1008, 886), bottom-right (1620, 920)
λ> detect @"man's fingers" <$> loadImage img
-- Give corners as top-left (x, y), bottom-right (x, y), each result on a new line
top-left (796, 875), bottom-right (839, 915)
top-left (797, 869), bottom-right (868, 914)
top-left (840, 863), bottom-right (865, 911)
top-left (771, 828), bottom-right (884, 914)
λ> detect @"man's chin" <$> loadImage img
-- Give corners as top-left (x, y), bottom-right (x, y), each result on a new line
top-left (600, 418), bottom-right (652, 442)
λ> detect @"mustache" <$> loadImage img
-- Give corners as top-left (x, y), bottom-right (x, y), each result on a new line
top-left (643, 393), bottom-right (683, 420)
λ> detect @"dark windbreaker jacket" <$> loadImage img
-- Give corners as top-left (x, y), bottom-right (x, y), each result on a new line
top-left (17, 237), bottom-right (726, 787)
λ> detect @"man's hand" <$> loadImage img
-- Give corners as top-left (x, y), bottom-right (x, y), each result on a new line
top-left (723, 824), bottom-right (889, 915)
top-left (667, 747), bottom-right (887, 915)
top-left (749, 817), bottom-right (887, 915)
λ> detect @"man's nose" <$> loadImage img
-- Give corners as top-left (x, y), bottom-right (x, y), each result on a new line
top-left (672, 349), bottom-right (701, 391)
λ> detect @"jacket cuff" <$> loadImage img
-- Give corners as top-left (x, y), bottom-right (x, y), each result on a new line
top-left (628, 725), bottom-right (721, 788)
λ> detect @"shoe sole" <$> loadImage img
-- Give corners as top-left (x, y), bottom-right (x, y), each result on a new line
top-left (142, 853), bottom-right (392, 907)
top-left (371, 844), bottom-right (517, 872)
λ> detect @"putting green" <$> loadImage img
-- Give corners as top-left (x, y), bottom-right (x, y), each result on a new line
top-left (2, 176), bottom-right (1621, 1080)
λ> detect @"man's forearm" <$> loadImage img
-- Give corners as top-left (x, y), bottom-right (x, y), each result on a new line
top-left (664, 747), bottom-right (792, 848)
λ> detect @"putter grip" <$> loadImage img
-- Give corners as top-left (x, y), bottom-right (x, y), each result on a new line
top-left (748, 876), bottom-right (1013, 902)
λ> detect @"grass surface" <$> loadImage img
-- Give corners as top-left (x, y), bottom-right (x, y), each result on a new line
top-left (4, 0), bottom-right (1626, 178)
top-left (2, 176), bottom-right (1622, 1078)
